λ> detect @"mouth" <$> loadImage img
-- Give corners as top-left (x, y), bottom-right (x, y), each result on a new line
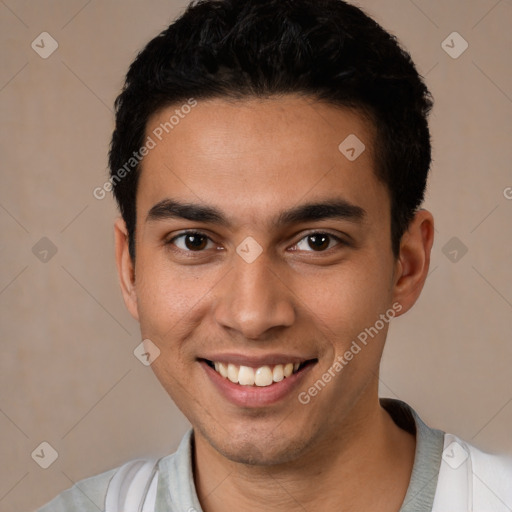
top-left (201, 359), bottom-right (317, 387)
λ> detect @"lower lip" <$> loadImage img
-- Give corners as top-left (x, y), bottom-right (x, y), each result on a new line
top-left (201, 361), bottom-right (315, 407)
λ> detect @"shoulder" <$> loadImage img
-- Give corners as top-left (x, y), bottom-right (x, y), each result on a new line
top-left (467, 438), bottom-right (512, 508)
top-left (36, 431), bottom-right (194, 512)
top-left (35, 457), bottom-right (163, 512)
top-left (36, 466), bottom-right (118, 512)
top-left (433, 433), bottom-right (512, 511)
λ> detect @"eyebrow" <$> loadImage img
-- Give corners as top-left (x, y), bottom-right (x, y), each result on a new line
top-left (146, 198), bottom-right (366, 227)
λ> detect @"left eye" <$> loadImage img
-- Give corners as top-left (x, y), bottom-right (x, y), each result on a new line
top-left (170, 232), bottom-right (215, 251)
top-left (293, 233), bottom-right (342, 252)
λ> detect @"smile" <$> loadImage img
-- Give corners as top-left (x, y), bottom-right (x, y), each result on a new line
top-left (204, 360), bottom-right (315, 387)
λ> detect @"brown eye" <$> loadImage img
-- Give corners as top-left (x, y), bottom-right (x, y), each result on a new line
top-left (293, 232), bottom-right (344, 252)
top-left (184, 233), bottom-right (208, 250)
top-left (170, 232), bottom-right (213, 251)
top-left (307, 234), bottom-right (330, 251)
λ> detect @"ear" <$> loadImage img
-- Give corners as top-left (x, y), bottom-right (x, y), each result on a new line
top-left (392, 209), bottom-right (434, 316)
top-left (114, 217), bottom-right (139, 321)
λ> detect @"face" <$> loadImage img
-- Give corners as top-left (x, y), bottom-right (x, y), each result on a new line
top-left (116, 95), bottom-right (426, 466)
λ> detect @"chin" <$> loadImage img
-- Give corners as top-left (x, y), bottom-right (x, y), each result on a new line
top-left (196, 420), bottom-right (317, 467)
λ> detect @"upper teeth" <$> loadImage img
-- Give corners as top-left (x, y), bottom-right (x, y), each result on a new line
top-left (213, 362), bottom-right (301, 387)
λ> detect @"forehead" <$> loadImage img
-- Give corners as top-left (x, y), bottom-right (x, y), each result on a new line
top-left (138, 95), bottom-right (388, 225)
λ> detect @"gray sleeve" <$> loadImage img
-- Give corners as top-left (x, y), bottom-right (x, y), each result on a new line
top-left (35, 468), bottom-right (117, 512)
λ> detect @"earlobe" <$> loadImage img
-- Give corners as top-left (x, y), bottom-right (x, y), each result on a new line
top-left (114, 217), bottom-right (139, 322)
top-left (392, 209), bottom-right (434, 316)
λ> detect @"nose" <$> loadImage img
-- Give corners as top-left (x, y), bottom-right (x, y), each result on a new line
top-left (213, 254), bottom-right (295, 340)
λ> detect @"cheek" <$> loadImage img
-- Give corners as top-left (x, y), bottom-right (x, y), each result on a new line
top-left (308, 261), bottom-right (391, 323)
top-left (301, 256), bottom-right (394, 359)
top-left (133, 252), bottom-right (213, 341)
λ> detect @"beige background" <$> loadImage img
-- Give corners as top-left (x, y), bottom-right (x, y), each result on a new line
top-left (0, 0), bottom-right (511, 510)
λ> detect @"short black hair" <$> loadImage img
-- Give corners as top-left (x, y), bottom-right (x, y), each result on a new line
top-left (108, 0), bottom-right (433, 261)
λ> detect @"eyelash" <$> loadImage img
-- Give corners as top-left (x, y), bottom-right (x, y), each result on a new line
top-left (166, 230), bottom-right (347, 254)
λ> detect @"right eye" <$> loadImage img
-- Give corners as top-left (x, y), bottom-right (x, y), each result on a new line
top-left (167, 231), bottom-right (216, 252)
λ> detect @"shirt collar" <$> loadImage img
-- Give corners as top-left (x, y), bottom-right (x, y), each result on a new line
top-left (155, 398), bottom-right (445, 512)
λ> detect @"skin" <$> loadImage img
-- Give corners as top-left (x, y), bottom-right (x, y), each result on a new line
top-left (115, 95), bottom-right (434, 511)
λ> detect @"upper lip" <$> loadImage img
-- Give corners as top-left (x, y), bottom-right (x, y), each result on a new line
top-left (200, 353), bottom-right (317, 367)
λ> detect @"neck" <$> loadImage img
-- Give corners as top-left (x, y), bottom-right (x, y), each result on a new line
top-left (192, 394), bottom-right (416, 512)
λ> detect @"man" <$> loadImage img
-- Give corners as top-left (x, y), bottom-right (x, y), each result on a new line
top-left (38, 0), bottom-right (512, 511)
